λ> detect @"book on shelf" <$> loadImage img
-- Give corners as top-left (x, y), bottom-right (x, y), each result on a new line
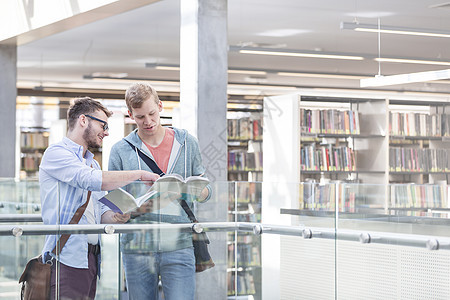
top-left (301, 144), bottom-right (356, 172)
top-left (228, 150), bottom-right (263, 172)
top-left (228, 117), bottom-right (263, 141)
top-left (389, 147), bottom-right (450, 172)
top-left (390, 183), bottom-right (447, 213)
top-left (100, 174), bottom-right (209, 213)
top-left (227, 271), bottom-right (257, 296)
top-left (299, 180), bottom-right (360, 213)
top-left (300, 108), bottom-right (360, 135)
top-left (389, 112), bottom-right (448, 137)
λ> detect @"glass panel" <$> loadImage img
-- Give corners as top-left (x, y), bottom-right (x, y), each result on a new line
top-left (106, 180), bottom-right (231, 298)
top-left (0, 179), bottom-right (43, 299)
top-left (260, 181), bottom-right (337, 299)
top-left (337, 183), bottom-right (450, 300)
top-left (229, 181), bottom-right (262, 299)
top-left (5, 178), bottom-right (450, 299)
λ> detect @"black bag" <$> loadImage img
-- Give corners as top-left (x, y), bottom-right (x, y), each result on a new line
top-left (126, 140), bottom-right (214, 272)
top-left (192, 226), bottom-right (215, 272)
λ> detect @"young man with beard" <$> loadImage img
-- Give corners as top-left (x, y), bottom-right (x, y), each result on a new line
top-left (39, 97), bottom-right (160, 299)
top-left (108, 83), bottom-right (211, 300)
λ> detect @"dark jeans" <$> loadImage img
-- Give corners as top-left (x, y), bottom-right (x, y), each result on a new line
top-left (50, 252), bottom-right (98, 300)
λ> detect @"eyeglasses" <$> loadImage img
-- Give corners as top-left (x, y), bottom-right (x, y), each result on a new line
top-left (85, 114), bottom-right (109, 131)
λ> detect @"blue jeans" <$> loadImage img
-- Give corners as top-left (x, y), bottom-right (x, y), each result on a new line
top-left (122, 247), bottom-right (195, 300)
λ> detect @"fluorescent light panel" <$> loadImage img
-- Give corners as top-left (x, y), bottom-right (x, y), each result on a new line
top-left (277, 72), bottom-right (367, 80)
top-left (375, 57), bottom-right (450, 66)
top-left (146, 63), bottom-right (268, 75)
top-left (237, 49), bottom-right (364, 61)
top-left (341, 22), bottom-right (450, 38)
top-left (361, 69), bottom-right (450, 87)
top-left (230, 45), bottom-right (450, 67)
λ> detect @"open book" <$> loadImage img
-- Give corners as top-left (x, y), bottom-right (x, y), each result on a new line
top-left (100, 174), bottom-right (209, 214)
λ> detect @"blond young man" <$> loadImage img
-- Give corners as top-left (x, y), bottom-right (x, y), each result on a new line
top-left (109, 83), bottom-right (211, 300)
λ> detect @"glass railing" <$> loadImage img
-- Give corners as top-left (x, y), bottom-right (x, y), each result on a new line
top-left (2, 179), bottom-right (450, 299)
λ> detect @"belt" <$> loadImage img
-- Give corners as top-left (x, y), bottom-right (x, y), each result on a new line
top-left (88, 244), bottom-right (100, 255)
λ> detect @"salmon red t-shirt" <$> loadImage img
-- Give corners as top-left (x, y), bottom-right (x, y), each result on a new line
top-left (143, 128), bottom-right (175, 173)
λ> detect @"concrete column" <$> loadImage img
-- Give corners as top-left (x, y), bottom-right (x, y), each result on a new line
top-left (180, 0), bottom-right (228, 183)
top-left (180, 1), bottom-right (228, 300)
top-left (0, 44), bottom-right (17, 178)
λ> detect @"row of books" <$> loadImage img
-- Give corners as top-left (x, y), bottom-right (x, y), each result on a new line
top-left (229, 211), bottom-right (260, 223)
top-left (227, 271), bottom-right (257, 296)
top-left (228, 242), bottom-right (261, 267)
top-left (299, 182), bottom-right (356, 212)
top-left (389, 184), bottom-right (447, 209)
top-left (300, 109), bottom-right (360, 135)
top-left (232, 182), bottom-right (262, 204)
top-left (389, 147), bottom-right (450, 172)
top-left (390, 112), bottom-right (450, 137)
top-left (228, 150), bottom-right (263, 172)
top-left (21, 132), bottom-right (49, 149)
top-left (301, 144), bottom-right (356, 171)
top-left (298, 181), bottom-right (449, 215)
top-left (228, 118), bottom-right (263, 140)
top-left (21, 153), bottom-right (43, 171)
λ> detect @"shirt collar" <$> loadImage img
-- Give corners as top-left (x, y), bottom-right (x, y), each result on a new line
top-left (62, 137), bottom-right (94, 162)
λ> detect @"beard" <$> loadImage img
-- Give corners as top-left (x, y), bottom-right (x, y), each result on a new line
top-left (83, 123), bottom-right (102, 149)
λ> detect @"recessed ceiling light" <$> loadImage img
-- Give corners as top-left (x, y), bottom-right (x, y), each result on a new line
top-left (341, 22), bottom-right (450, 38)
top-left (235, 41), bottom-right (287, 49)
top-left (361, 69), bottom-right (450, 87)
top-left (345, 11), bottom-right (395, 18)
top-left (91, 72), bottom-right (128, 78)
top-left (257, 29), bottom-right (310, 37)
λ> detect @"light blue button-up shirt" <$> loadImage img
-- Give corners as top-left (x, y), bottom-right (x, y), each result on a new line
top-left (40, 137), bottom-right (108, 269)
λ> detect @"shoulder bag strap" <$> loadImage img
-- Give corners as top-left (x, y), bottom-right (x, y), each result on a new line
top-left (125, 139), bottom-right (198, 223)
top-left (125, 139), bottom-right (165, 176)
top-left (51, 158), bottom-right (95, 255)
top-left (51, 190), bottom-right (92, 255)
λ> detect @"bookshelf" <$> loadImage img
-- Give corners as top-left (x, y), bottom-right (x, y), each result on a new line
top-left (261, 92), bottom-right (450, 299)
top-left (228, 182), bottom-right (262, 299)
top-left (19, 127), bottom-right (50, 179)
top-left (227, 112), bottom-right (263, 182)
top-left (387, 101), bottom-right (450, 216)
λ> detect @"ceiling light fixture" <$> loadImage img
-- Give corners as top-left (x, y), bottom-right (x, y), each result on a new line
top-left (341, 22), bottom-right (450, 38)
top-left (375, 57), bottom-right (450, 66)
top-left (146, 63), bottom-right (268, 75)
top-left (231, 45), bottom-right (450, 67)
top-left (361, 69), bottom-right (450, 87)
top-left (277, 71), bottom-right (368, 80)
top-left (83, 75), bottom-right (180, 86)
top-left (229, 46), bottom-right (365, 61)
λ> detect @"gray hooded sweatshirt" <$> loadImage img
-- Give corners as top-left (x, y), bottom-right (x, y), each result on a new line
top-left (108, 127), bottom-right (212, 253)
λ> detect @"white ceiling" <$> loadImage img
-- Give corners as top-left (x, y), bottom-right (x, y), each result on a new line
top-left (15, 0), bottom-right (450, 96)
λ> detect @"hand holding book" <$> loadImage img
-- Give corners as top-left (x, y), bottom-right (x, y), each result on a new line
top-left (100, 174), bottom-right (209, 214)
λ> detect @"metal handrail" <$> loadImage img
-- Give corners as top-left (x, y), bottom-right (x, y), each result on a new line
top-left (1, 221), bottom-right (450, 251)
top-left (0, 214), bottom-right (42, 223)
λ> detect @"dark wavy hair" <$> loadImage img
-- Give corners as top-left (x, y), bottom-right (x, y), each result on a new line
top-left (67, 97), bottom-right (112, 131)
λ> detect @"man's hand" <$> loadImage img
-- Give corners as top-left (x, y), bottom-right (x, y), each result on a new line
top-left (112, 212), bottom-right (131, 223)
top-left (134, 199), bottom-right (154, 214)
top-left (141, 171), bottom-right (159, 186)
top-left (101, 210), bottom-right (130, 224)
